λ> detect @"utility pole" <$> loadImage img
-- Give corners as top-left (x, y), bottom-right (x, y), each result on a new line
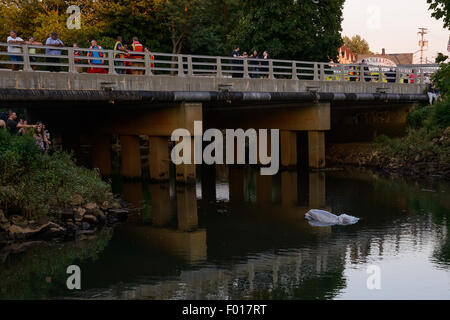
top-left (418, 27), bottom-right (428, 64)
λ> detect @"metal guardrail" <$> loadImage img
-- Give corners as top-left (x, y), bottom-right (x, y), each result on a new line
top-left (0, 42), bottom-right (440, 84)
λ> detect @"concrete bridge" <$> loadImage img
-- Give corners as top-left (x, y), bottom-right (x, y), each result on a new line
top-left (0, 43), bottom-right (439, 182)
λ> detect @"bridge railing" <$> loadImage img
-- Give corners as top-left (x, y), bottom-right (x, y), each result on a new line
top-left (0, 42), bottom-right (440, 84)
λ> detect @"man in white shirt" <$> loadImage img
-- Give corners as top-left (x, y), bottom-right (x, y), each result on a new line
top-left (7, 30), bottom-right (24, 71)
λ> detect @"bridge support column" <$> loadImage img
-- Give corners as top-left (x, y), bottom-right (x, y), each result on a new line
top-left (281, 171), bottom-right (298, 207)
top-left (201, 164), bottom-right (216, 202)
top-left (177, 186), bottom-right (198, 231)
top-left (149, 137), bottom-right (170, 182)
top-left (175, 102), bottom-right (202, 184)
top-left (120, 135), bottom-right (142, 178)
top-left (281, 131), bottom-right (297, 168)
top-left (123, 181), bottom-right (143, 206)
top-left (151, 184), bottom-right (172, 227)
top-left (309, 172), bottom-right (326, 208)
top-left (229, 167), bottom-right (244, 202)
top-left (308, 131), bottom-right (325, 169)
top-left (91, 134), bottom-right (112, 176)
top-left (256, 175), bottom-right (272, 204)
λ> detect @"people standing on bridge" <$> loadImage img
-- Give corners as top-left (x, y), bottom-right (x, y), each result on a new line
top-left (386, 68), bottom-right (396, 83)
top-left (7, 30), bottom-right (25, 71)
top-left (130, 37), bottom-right (144, 75)
top-left (409, 70), bottom-right (416, 84)
top-left (360, 60), bottom-right (371, 82)
top-left (261, 51), bottom-right (270, 78)
top-left (249, 50), bottom-right (260, 78)
top-left (87, 40), bottom-right (106, 74)
top-left (114, 36), bottom-right (128, 75)
top-left (122, 44), bottom-right (133, 74)
top-left (231, 46), bottom-right (242, 78)
top-left (73, 43), bottom-right (83, 73)
top-left (26, 36), bottom-right (42, 71)
top-left (45, 32), bottom-right (64, 72)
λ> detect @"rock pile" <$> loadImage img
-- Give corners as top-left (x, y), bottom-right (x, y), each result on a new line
top-left (0, 196), bottom-right (137, 243)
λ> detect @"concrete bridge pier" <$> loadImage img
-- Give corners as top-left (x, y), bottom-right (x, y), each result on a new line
top-left (281, 171), bottom-right (298, 207)
top-left (149, 137), bottom-right (170, 182)
top-left (229, 167), bottom-right (245, 202)
top-left (177, 186), bottom-right (198, 231)
top-left (257, 175), bottom-right (272, 204)
top-left (281, 131), bottom-right (298, 169)
top-left (91, 134), bottom-right (112, 176)
top-left (309, 172), bottom-right (326, 208)
top-left (308, 131), bottom-right (326, 169)
top-left (120, 135), bottom-right (142, 179)
top-left (175, 103), bottom-right (203, 185)
top-left (150, 183), bottom-right (172, 227)
top-left (201, 164), bottom-right (217, 203)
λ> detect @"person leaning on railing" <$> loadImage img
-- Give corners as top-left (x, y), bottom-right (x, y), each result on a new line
top-left (249, 50), bottom-right (260, 79)
top-left (87, 39), bottom-right (107, 74)
top-left (7, 30), bottom-right (25, 71)
top-left (45, 32), bottom-right (64, 72)
top-left (27, 36), bottom-right (42, 71)
top-left (130, 37), bottom-right (144, 75)
top-left (261, 51), bottom-right (270, 79)
top-left (73, 43), bottom-right (83, 73)
top-left (114, 36), bottom-right (128, 75)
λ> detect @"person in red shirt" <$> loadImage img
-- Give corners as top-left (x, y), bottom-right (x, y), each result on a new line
top-left (130, 37), bottom-right (144, 75)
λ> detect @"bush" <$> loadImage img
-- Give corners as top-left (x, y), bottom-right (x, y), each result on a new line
top-left (429, 99), bottom-right (450, 129)
top-left (407, 105), bottom-right (432, 129)
top-left (0, 130), bottom-right (112, 219)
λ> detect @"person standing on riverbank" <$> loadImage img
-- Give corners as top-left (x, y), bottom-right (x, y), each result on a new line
top-left (7, 30), bottom-right (24, 71)
top-left (45, 32), bottom-right (64, 72)
top-left (5, 112), bottom-right (36, 134)
top-left (428, 80), bottom-right (438, 105)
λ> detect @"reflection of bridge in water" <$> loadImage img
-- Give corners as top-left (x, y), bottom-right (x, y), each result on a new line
top-left (72, 169), bottom-right (443, 300)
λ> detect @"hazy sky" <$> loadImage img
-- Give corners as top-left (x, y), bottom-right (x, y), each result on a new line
top-left (342, 0), bottom-right (449, 63)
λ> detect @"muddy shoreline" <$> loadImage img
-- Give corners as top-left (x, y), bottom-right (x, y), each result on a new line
top-left (327, 142), bottom-right (450, 180)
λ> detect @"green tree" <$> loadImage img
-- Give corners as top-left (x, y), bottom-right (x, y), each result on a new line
top-left (0, 0), bottom-right (101, 47)
top-left (342, 35), bottom-right (372, 55)
top-left (428, 0), bottom-right (450, 29)
top-left (229, 0), bottom-right (345, 61)
top-left (184, 0), bottom-right (241, 55)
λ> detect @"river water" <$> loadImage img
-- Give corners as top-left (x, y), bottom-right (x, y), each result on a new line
top-left (1, 167), bottom-right (449, 300)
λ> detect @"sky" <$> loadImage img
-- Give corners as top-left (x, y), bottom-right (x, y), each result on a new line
top-left (342, 0), bottom-right (449, 63)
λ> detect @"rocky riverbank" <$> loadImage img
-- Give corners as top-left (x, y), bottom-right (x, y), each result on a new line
top-left (327, 127), bottom-right (450, 180)
top-left (0, 196), bottom-right (139, 244)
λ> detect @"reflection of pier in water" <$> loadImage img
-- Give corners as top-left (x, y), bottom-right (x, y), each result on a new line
top-left (75, 168), bottom-right (443, 300)
top-left (80, 169), bottom-right (348, 299)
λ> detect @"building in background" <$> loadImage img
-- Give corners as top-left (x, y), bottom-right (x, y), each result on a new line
top-left (337, 45), bottom-right (356, 64)
top-left (357, 48), bottom-right (413, 67)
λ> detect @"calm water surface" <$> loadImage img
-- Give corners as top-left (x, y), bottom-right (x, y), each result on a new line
top-left (1, 167), bottom-right (449, 300)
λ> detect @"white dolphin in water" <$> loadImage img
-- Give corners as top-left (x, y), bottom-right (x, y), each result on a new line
top-left (305, 209), bottom-right (360, 227)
